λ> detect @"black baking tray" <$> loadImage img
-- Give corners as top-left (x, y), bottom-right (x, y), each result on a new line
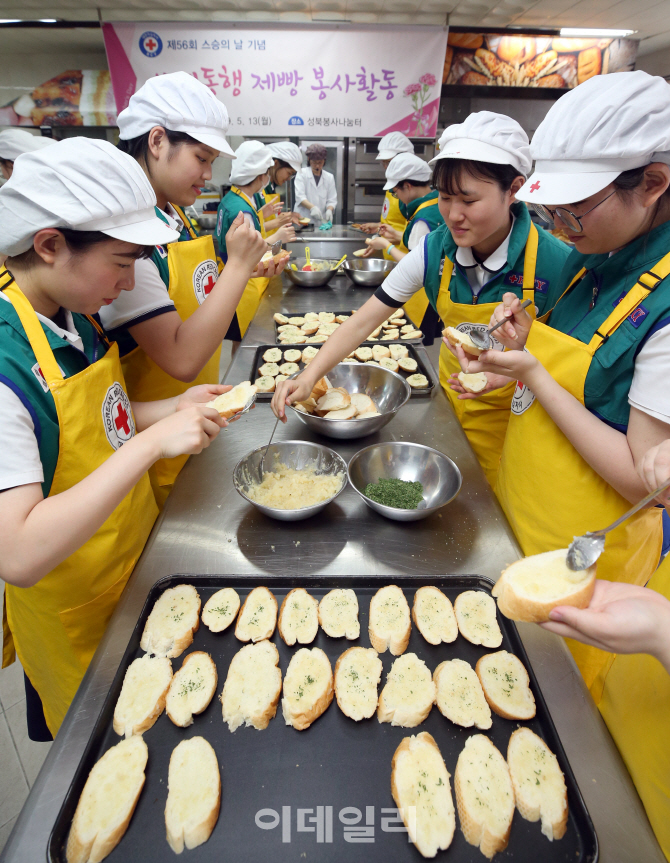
top-left (49, 575), bottom-right (597, 863)
top-left (274, 310), bottom-right (423, 344)
top-left (250, 342), bottom-right (435, 400)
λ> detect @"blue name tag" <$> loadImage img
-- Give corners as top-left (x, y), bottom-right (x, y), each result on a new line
top-left (503, 273), bottom-right (549, 294)
top-left (612, 290), bottom-right (648, 328)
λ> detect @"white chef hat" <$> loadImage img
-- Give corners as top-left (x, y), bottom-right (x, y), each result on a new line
top-left (0, 137), bottom-right (179, 256)
top-left (266, 141), bottom-right (302, 173)
top-left (377, 132), bottom-right (414, 161)
top-left (0, 129), bottom-right (55, 162)
top-left (383, 152), bottom-right (432, 191)
top-left (229, 140), bottom-right (275, 185)
top-left (430, 111), bottom-right (531, 177)
top-left (517, 71), bottom-right (670, 205)
top-left (117, 71), bottom-right (235, 158)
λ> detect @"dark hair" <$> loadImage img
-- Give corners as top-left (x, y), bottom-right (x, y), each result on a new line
top-left (0, 158), bottom-right (12, 172)
top-left (118, 128), bottom-right (200, 165)
top-left (395, 178), bottom-right (431, 189)
top-left (275, 158), bottom-right (292, 171)
top-left (614, 165), bottom-right (670, 201)
top-left (7, 228), bottom-right (152, 269)
top-left (433, 158), bottom-right (522, 196)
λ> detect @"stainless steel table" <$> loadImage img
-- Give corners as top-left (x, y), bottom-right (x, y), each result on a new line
top-left (2, 270), bottom-right (663, 862)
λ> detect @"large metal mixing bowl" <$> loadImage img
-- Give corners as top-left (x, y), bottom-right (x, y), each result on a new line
top-left (233, 440), bottom-right (347, 521)
top-left (285, 258), bottom-right (341, 288)
top-left (342, 258), bottom-right (396, 287)
top-left (347, 441), bottom-right (462, 521)
top-left (289, 363), bottom-right (410, 440)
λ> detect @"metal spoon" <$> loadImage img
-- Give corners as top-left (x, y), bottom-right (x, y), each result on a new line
top-left (469, 299), bottom-right (533, 351)
top-left (566, 479), bottom-right (670, 570)
top-left (259, 415), bottom-right (280, 478)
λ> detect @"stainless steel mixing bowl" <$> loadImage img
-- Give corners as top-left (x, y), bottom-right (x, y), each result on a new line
top-left (289, 363), bottom-right (410, 440)
top-left (342, 258), bottom-right (396, 287)
top-left (285, 258), bottom-right (341, 288)
top-left (233, 440), bottom-right (347, 521)
top-left (347, 441), bottom-right (462, 521)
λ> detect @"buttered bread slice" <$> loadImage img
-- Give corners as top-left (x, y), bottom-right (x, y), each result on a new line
top-left (369, 585), bottom-right (411, 655)
top-left (476, 650), bottom-right (536, 720)
top-left (391, 732), bottom-right (455, 858)
top-left (412, 586), bottom-right (458, 645)
top-left (282, 647), bottom-right (333, 730)
top-left (165, 737), bottom-right (220, 854)
top-left (378, 653), bottom-right (435, 727)
top-left (220, 640), bottom-right (282, 732)
top-left (454, 591), bottom-right (502, 648)
top-left (334, 647), bottom-right (383, 721)
top-left (434, 658), bottom-right (492, 730)
top-left (318, 588), bottom-right (360, 639)
top-left (113, 654), bottom-right (173, 739)
top-left (202, 588), bottom-right (240, 633)
top-left (278, 588), bottom-right (319, 646)
top-left (140, 584), bottom-right (201, 659)
top-left (166, 652), bottom-right (218, 728)
top-left (235, 586), bottom-right (278, 642)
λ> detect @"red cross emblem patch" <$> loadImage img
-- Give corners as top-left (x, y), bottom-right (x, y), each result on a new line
top-left (102, 382), bottom-right (136, 450)
top-left (192, 259), bottom-right (219, 305)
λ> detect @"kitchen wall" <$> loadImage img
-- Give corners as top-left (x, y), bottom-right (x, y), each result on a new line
top-left (439, 94), bottom-right (555, 140)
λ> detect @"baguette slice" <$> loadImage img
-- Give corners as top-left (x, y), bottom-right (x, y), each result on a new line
top-left (201, 587), bottom-right (240, 633)
top-left (235, 586), bottom-right (277, 642)
top-left (273, 312), bottom-right (289, 324)
top-left (263, 347), bottom-right (282, 363)
top-left (455, 734), bottom-right (515, 860)
top-left (443, 326), bottom-right (483, 358)
top-left (372, 344), bottom-right (391, 361)
top-left (66, 736), bottom-right (148, 863)
top-left (407, 374), bottom-right (429, 388)
top-left (140, 584), bottom-right (201, 659)
top-left (325, 406), bottom-right (358, 420)
top-left (350, 392), bottom-right (376, 414)
top-left (278, 588), bottom-right (319, 646)
top-left (369, 585), bottom-right (411, 655)
top-left (220, 640), bottom-right (282, 732)
top-left (316, 387), bottom-right (350, 413)
top-left (165, 737), bottom-right (220, 854)
top-left (205, 381), bottom-right (257, 418)
top-left (113, 654), bottom-right (173, 738)
top-left (476, 650), bottom-right (536, 720)
top-left (391, 732), bottom-right (455, 858)
top-left (334, 646), bottom-right (383, 721)
top-left (166, 652), bottom-right (218, 728)
top-left (255, 375), bottom-right (276, 393)
top-left (389, 344), bottom-right (409, 360)
top-left (358, 410), bottom-right (381, 418)
top-left (398, 357), bottom-right (418, 373)
top-left (492, 548), bottom-right (597, 623)
top-left (302, 347), bottom-right (319, 364)
top-left (434, 658), bottom-right (492, 730)
top-left (507, 727), bottom-right (568, 841)
top-left (258, 362), bottom-right (279, 377)
top-left (379, 358), bottom-right (399, 372)
top-left (412, 586), bottom-right (458, 646)
top-left (378, 653), bottom-right (435, 727)
top-left (454, 590), bottom-right (502, 648)
top-left (318, 588), bottom-right (360, 639)
top-left (283, 349), bottom-right (302, 363)
top-left (458, 372), bottom-right (488, 394)
top-left (282, 647), bottom-right (334, 730)
top-left (354, 347), bottom-right (373, 362)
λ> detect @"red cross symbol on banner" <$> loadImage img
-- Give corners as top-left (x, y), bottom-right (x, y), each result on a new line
top-left (204, 274), bottom-right (216, 295)
top-left (529, 181), bottom-right (541, 193)
top-left (115, 403), bottom-right (131, 435)
top-left (144, 37), bottom-right (157, 51)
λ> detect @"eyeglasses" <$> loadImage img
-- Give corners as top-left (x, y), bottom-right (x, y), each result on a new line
top-left (532, 190), bottom-right (616, 233)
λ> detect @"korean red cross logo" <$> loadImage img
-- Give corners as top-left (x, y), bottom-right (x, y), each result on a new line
top-left (192, 259), bottom-right (219, 305)
top-left (102, 382), bottom-right (136, 450)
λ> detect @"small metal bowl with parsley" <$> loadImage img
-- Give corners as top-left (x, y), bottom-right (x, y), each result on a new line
top-left (347, 441), bottom-right (462, 522)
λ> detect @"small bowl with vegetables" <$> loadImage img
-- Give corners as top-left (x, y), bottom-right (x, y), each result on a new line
top-left (347, 441), bottom-right (462, 522)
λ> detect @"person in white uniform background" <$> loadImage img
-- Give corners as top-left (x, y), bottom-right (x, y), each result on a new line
top-left (0, 128), bottom-right (55, 180)
top-left (294, 143), bottom-right (337, 224)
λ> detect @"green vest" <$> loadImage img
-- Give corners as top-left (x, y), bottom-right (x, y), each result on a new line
top-left (254, 180), bottom-right (276, 211)
top-left (545, 219), bottom-right (670, 429)
top-left (400, 191), bottom-right (443, 250)
top-left (423, 203), bottom-right (570, 316)
top-left (0, 295), bottom-right (107, 495)
top-left (216, 190), bottom-right (261, 262)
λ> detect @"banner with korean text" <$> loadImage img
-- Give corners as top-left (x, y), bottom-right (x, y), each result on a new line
top-left (103, 23), bottom-right (448, 138)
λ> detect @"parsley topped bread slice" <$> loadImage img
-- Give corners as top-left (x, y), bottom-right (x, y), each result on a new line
top-left (454, 590), bottom-right (502, 648)
top-left (278, 588), bottom-right (319, 646)
top-left (369, 585), bottom-right (411, 655)
top-left (433, 658), bottom-right (492, 730)
top-left (378, 653), bottom-right (435, 727)
top-left (220, 640), bottom-right (282, 732)
top-left (235, 586), bottom-right (278, 642)
top-left (165, 737), bottom-right (220, 854)
top-left (166, 652), bottom-right (218, 728)
top-left (202, 588), bottom-right (240, 633)
top-left (391, 732), bottom-right (456, 858)
top-left (140, 584), bottom-right (201, 659)
top-left (443, 326), bottom-right (484, 358)
top-left (282, 647), bottom-right (334, 730)
top-left (113, 654), bottom-right (173, 739)
top-left (318, 588), bottom-right (360, 639)
top-left (334, 646), bottom-right (383, 721)
top-left (476, 650), bottom-right (536, 720)
top-left (412, 586), bottom-right (458, 645)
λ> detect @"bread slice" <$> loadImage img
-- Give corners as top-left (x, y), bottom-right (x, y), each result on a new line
top-left (391, 732), bottom-right (455, 858)
top-left (492, 548), bottom-right (597, 623)
top-left (220, 640), bottom-right (282, 732)
top-left (372, 345), bottom-right (391, 361)
top-left (407, 374), bottom-right (429, 388)
top-left (377, 653), bottom-right (435, 727)
top-left (301, 322), bottom-right (320, 335)
top-left (304, 312), bottom-right (319, 321)
top-left (166, 652), bottom-right (218, 728)
top-left (398, 357), bottom-right (418, 372)
top-left (334, 646), bottom-right (383, 721)
top-left (325, 406), bottom-right (358, 420)
top-left (294, 400), bottom-right (315, 414)
top-left (288, 316), bottom-right (305, 326)
top-left (412, 586), bottom-right (458, 646)
top-left (140, 584), bottom-right (201, 659)
top-left (278, 588), bottom-right (319, 646)
top-left (354, 347), bottom-right (373, 362)
top-left (454, 591), bottom-right (502, 648)
top-left (275, 375), bottom-right (288, 384)
top-left (350, 392), bottom-right (376, 414)
top-left (279, 362), bottom-right (300, 376)
top-left (302, 347), bottom-right (319, 364)
top-left (353, 248), bottom-right (366, 257)
top-left (113, 654), bottom-right (173, 738)
top-left (319, 311), bottom-right (336, 323)
top-left (358, 410), bottom-right (381, 418)
top-left (401, 329), bottom-right (422, 340)
top-left (66, 736), bottom-right (148, 863)
top-left (273, 312), bottom-right (289, 324)
top-left (258, 362), bottom-right (279, 377)
top-left (283, 349), bottom-right (302, 363)
top-left (316, 387), bottom-right (350, 413)
top-left (165, 737), bottom-right (220, 854)
top-left (476, 650), bottom-right (536, 720)
top-left (507, 727), bottom-right (568, 841)
top-left (458, 372), bottom-right (488, 394)
top-left (443, 326), bottom-right (483, 358)
top-left (379, 358), bottom-right (399, 372)
top-left (318, 588), bottom-right (360, 639)
top-left (389, 344), bottom-right (409, 360)
top-left (454, 734), bottom-right (515, 860)
top-left (369, 585), bottom-right (411, 655)
top-left (390, 308), bottom-right (404, 320)
top-left (235, 586), bottom-right (277, 642)
top-left (201, 587), bottom-right (240, 633)
top-left (434, 659), bottom-right (492, 730)
top-left (282, 647), bottom-right (334, 730)
top-left (336, 315), bottom-right (350, 323)
top-left (255, 375), bottom-right (276, 393)
top-left (205, 381), bottom-right (257, 418)
top-left (263, 347), bottom-right (282, 363)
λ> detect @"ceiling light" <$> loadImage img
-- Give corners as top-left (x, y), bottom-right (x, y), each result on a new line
top-left (0, 17), bottom-right (58, 22)
top-left (559, 27), bottom-right (636, 38)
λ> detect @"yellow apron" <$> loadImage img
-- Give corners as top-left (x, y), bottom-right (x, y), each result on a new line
top-left (380, 191), bottom-right (407, 261)
top-left (121, 204), bottom-right (222, 508)
top-left (259, 187), bottom-right (281, 237)
top-left (1, 280), bottom-right (158, 734)
top-left (437, 224), bottom-right (538, 487)
top-left (597, 555), bottom-right (670, 860)
top-left (401, 198), bottom-right (441, 329)
top-left (495, 256), bottom-right (669, 691)
top-left (229, 186), bottom-right (270, 341)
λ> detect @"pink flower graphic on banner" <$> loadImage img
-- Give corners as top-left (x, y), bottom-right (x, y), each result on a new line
top-left (419, 73), bottom-right (437, 86)
top-left (403, 72), bottom-right (438, 136)
top-left (404, 82), bottom-right (422, 96)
